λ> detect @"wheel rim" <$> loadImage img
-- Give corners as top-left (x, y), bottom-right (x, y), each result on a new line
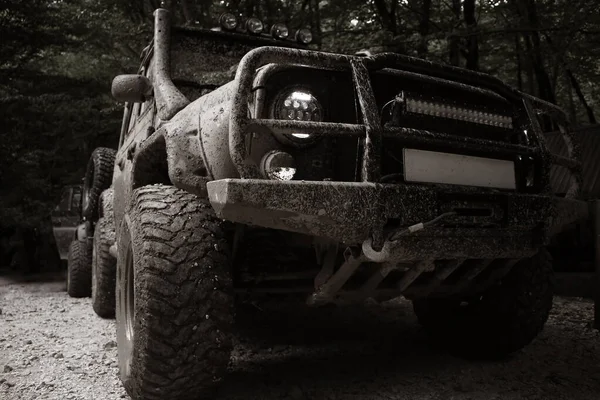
top-left (91, 240), bottom-right (97, 300)
top-left (123, 246), bottom-right (135, 373)
top-left (66, 261), bottom-right (71, 291)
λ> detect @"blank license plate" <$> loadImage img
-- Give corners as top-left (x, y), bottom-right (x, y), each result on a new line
top-left (403, 148), bottom-right (516, 189)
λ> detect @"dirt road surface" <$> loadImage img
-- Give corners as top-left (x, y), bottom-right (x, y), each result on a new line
top-left (1, 273), bottom-right (600, 400)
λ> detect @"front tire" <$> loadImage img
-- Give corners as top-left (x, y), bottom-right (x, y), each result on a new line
top-left (116, 185), bottom-right (234, 400)
top-left (67, 239), bottom-right (92, 298)
top-left (413, 249), bottom-right (554, 360)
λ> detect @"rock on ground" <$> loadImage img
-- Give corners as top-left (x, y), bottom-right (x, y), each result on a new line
top-left (1, 273), bottom-right (600, 400)
top-left (0, 275), bottom-right (125, 400)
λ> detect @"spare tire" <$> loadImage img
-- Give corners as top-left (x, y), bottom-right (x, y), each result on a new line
top-left (82, 148), bottom-right (116, 221)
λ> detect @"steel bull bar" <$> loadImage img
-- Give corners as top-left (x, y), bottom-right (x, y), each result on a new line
top-left (207, 178), bottom-right (587, 304)
top-left (207, 179), bottom-right (588, 257)
top-left (206, 46), bottom-right (588, 303)
top-left (227, 46), bottom-right (581, 187)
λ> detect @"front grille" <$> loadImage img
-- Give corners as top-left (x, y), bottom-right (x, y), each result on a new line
top-left (366, 68), bottom-right (535, 190)
top-left (371, 70), bottom-right (519, 143)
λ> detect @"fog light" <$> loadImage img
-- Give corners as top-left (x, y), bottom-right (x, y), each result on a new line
top-left (295, 28), bottom-right (313, 44)
top-left (219, 13), bottom-right (238, 30)
top-left (246, 18), bottom-right (263, 34)
top-left (271, 23), bottom-right (289, 39)
top-left (260, 150), bottom-right (296, 181)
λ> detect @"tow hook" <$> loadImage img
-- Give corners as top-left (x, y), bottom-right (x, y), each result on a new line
top-left (361, 238), bottom-right (391, 263)
top-left (362, 211), bottom-right (457, 263)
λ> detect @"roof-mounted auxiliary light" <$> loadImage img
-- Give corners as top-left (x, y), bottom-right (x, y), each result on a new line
top-left (219, 13), bottom-right (238, 31)
top-left (246, 17), bottom-right (265, 35)
top-left (246, 17), bottom-right (264, 34)
top-left (271, 23), bottom-right (289, 39)
top-left (295, 28), bottom-right (313, 44)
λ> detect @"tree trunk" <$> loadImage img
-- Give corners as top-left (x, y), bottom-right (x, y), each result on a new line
top-left (509, 0), bottom-right (553, 101)
top-left (417, 0), bottom-right (432, 58)
top-left (523, 35), bottom-right (536, 95)
top-left (448, 0), bottom-right (461, 66)
top-left (521, 0), bottom-right (555, 103)
top-left (543, 33), bottom-right (596, 124)
top-left (263, 0), bottom-right (277, 26)
top-left (565, 70), bottom-right (577, 124)
top-left (463, 0), bottom-right (479, 70)
top-left (372, 0), bottom-right (398, 35)
top-left (179, 0), bottom-right (194, 25)
top-left (309, 0), bottom-right (322, 49)
top-left (566, 69), bottom-right (597, 124)
top-left (515, 35), bottom-right (523, 91)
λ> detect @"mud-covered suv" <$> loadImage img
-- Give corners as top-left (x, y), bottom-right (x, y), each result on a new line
top-left (51, 184), bottom-right (82, 262)
top-left (71, 7), bottom-right (589, 400)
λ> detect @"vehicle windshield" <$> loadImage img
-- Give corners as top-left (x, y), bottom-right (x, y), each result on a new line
top-left (171, 27), bottom-right (284, 100)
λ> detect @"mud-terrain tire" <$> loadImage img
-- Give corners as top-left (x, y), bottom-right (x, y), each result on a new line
top-left (116, 184), bottom-right (234, 400)
top-left (98, 188), bottom-right (114, 222)
top-left (413, 249), bottom-right (554, 360)
top-left (92, 217), bottom-right (116, 318)
top-left (67, 239), bottom-right (93, 298)
top-left (82, 148), bottom-right (116, 221)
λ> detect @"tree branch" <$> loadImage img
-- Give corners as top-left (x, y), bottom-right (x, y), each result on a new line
top-left (450, 25), bottom-right (600, 38)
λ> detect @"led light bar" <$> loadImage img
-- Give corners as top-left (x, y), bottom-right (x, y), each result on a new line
top-left (404, 98), bottom-right (513, 129)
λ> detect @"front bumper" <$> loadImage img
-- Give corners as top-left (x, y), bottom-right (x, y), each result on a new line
top-left (207, 179), bottom-right (588, 261)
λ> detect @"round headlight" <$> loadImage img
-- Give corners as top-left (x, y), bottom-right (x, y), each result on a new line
top-left (271, 88), bottom-right (323, 144)
top-left (274, 89), bottom-right (323, 123)
top-left (271, 23), bottom-right (289, 39)
top-left (246, 18), bottom-right (263, 34)
top-left (219, 13), bottom-right (238, 30)
top-left (295, 28), bottom-right (313, 44)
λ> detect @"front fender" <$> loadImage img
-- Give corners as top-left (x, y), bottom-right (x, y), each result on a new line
top-left (132, 81), bottom-right (239, 197)
top-left (165, 124), bottom-right (210, 196)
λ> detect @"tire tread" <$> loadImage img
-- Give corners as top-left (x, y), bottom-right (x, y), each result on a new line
top-left (67, 239), bottom-right (92, 298)
top-left (92, 217), bottom-right (117, 318)
top-left (83, 148), bottom-right (116, 221)
top-left (120, 184), bottom-right (234, 400)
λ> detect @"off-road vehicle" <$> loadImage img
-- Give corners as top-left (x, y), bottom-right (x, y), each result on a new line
top-left (86, 7), bottom-right (588, 400)
top-left (62, 148), bottom-right (116, 301)
top-left (51, 184), bottom-right (82, 262)
top-left (51, 183), bottom-right (98, 297)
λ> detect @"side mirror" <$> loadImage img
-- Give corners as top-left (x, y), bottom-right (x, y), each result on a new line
top-left (111, 74), bottom-right (153, 103)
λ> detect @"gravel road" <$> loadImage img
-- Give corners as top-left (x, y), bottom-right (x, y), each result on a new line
top-left (1, 272), bottom-right (600, 400)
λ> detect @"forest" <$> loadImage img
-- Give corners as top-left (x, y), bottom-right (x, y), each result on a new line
top-left (1, 0), bottom-right (599, 271)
